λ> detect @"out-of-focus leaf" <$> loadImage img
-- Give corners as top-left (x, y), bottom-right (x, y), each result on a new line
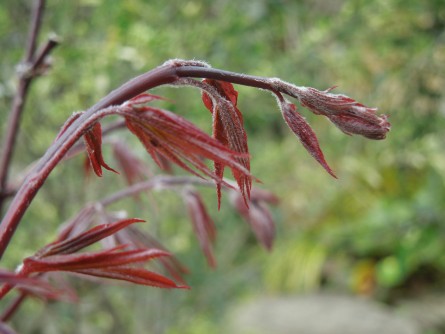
top-left (0, 270), bottom-right (76, 302)
top-left (232, 188), bottom-right (279, 250)
top-left (112, 142), bottom-right (151, 185)
top-left (183, 189), bottom-right (217, 267)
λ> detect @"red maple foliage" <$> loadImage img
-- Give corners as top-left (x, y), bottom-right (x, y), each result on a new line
top-left (0, 7), bottom-right (390, 325)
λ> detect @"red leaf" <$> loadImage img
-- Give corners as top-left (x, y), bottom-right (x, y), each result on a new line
top-left (37, 218), bottom-right (145, 257)
top-left (25, 248), bottom-right (168, 272)
top-left (112, 142), bottom-right (151, 185)
top-left (76, 267), bottom-right (188, 289)
top-left (23, 247), bottom-right (185, 290)
top-left (125, 93), bottom-right (165, 106)
top-left (232, 188), bottom-right (279, 251)
top-left (277, 96), bottom-right (336, 178)
top-left (115, 226), bottom-right (188, 284)
top-left (56, 205), bottom-right (97, 242)
top-left (114, 226), bottom-right (189, 285)
top-left (122, 106), bottom-right (251, 190)
top-left (0, 270), bottom-right (75, 301)
top-left (201, 79), bottom-right (251, 208)
top-left (296, 87), bottom-right (391, 140)
top-left (183, 189), bottom-right (217, 268)
top-left (83, 122), bottom-right (118, 177)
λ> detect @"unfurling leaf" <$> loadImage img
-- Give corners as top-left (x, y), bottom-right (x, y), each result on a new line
top-left (296, 87), bottom-right (390, 139)
top-left (83, 122), bottom-right (118, 177)
top-left (277, 95), bottom-right (336, 177)
top-left (201, 79), bottom-right (251, 208)
top-left (183, 189), bottom-right (217, 268)
top-left (121, 105), bottom-right (251, 191)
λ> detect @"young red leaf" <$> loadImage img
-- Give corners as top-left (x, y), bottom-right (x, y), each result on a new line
top-left (115, 226), bottom-right (188, 285)
top-left (23, 247), bottom-right (185, 289)
top-left (83, 122), bottom-right (118, 177)
top-left (296, 87), bottom-right (391, 139)
top-left (201, 79), bottom-right (251, 208)
top-left (0, 270), bottom-right (75, 302)
top-left (37, 218), bottom-right (145, 257)
top-left (25, 248), bottom-right (168, 272)
top-left (277, 95), bottom-right (336, 178)
top-left (232, 188), bottom-right (279, 251)
top-left (121, 106), bottom-right (251, 189)
top-left (112, 142), bottom-right (151, 185)
top-left (76, 267), bottom-right (187, 289)
top-left (183, 189), bottom-right (217, 268)
top-left (56, 205), bottom-right (97, 242)
top-left (113, 226), bottom-right (189, 285)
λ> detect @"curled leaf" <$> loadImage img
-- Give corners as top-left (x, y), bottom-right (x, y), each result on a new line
top-left (296, 87), bottom-right (390, 140)
top-left (83, 122), bottom-right (118, 177)
top-left (277, 95), bottom-right (336, 177)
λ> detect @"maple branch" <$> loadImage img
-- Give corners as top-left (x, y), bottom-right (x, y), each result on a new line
top-left (0, 59), bottom-right (387, 259)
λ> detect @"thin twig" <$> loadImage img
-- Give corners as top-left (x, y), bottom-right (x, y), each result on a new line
top-left (0, 0), bottom-right (58, 214)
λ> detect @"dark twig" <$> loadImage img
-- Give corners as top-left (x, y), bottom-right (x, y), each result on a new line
top-left (0, 0), bottom-right (59, 214)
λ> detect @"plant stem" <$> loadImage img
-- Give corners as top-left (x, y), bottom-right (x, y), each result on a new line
top-left (0, 292), bottom-right (27, 322)
top-left (0, 0), bottom-right (55, 213)
top-left (99, 176), bottom-right (214, 207)
top-left (0, 61), bottom-right (289, 260)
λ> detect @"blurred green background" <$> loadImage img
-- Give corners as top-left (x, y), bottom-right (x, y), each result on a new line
top-left (1, 0), bottom-right (445, 333)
